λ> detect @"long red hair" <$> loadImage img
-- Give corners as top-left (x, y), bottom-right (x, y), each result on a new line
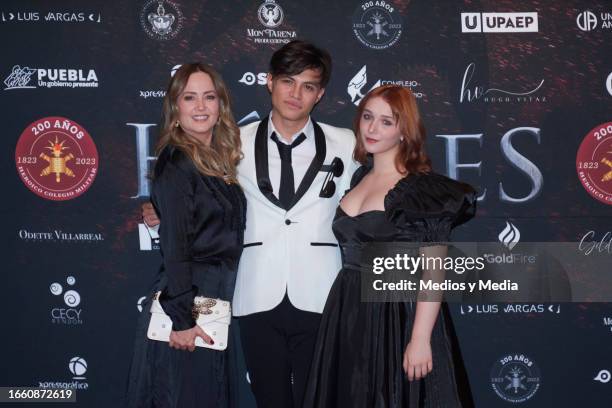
top-left (353, 85), bottom-right (431, 174)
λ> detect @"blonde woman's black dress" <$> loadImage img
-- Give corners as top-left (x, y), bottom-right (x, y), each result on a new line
top-left (125, 146), bottom-right (246, 408)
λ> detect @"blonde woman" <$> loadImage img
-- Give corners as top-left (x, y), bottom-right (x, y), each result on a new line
top-left (126, 63), bottom-right (245, 408)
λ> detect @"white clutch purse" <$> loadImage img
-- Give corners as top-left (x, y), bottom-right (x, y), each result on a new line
top-left (147, 291), bottom-right (231, 351)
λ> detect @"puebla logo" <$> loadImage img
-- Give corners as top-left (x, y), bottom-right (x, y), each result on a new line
top-left (352, 1), bottom-right (403, 50)
top-left (576, 122), bottom-right (612, 205)
top-left (15, 117), bottom-right (98, 201)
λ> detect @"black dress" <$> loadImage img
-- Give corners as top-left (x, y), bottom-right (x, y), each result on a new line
top-left (303, 166), bottom-right (477, 408)
top-left (125, 146), bottom-right (246, 408)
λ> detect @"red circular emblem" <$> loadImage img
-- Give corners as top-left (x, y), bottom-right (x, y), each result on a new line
top-left (15, 117), bottom-right (98, 201)
top-left (576, 122), bottom-right (612, 205)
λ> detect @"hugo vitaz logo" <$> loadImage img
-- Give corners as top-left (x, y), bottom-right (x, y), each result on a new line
top-left (50, 276), bottom-right (82, 325)
top-left (352, 1), bottom-right (403, 50)
top-left (459, 63), bottom-right (545, 104)
top-left (4, 65), bottom-right (99, 90)
top-left (140, 0), bottom-right (183, 40)
top-left (15, 117), bottom-right (98, 201)
top-left (247, 0), bottom-right (296, 44)
top-left (490, 353), bottom-right (540, 403)
top-left (38, 356), bottom-right (89, 390)
top-left (576, 122), bottom-right (612, 205)
top-left (461, 12), bottom-right (538, 33)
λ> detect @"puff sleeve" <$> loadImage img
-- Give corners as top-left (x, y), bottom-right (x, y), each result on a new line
top-left (385, 172), bottom-right (477, 242)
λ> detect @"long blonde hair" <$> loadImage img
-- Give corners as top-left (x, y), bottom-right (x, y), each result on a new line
top-left (156, 63), bottom-right (241, 183)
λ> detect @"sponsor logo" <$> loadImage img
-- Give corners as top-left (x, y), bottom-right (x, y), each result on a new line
top-left (490, 354), bottom-right (540, 402)
top-left (460, 304), bottom-right (561, 315)
top-left (139, 90), bottom-right (166, 99)
top-left (239, 72), bottom-right (268, 86)
top-left (38, 356), bottom-right (89, 390)
top-left (138, 223), bottom-right (159, 251)
top-left (594, 369), bottom-right (611, 383)
top-left (50, 276), bottom-right (82, 325)
top-left (140, 0), bottom-right (183, 41)
top-left (258, 0), bottom-right (284, 28)
top-left (578, 231), bottom-right (611, 255)
top-left (18, 229), bottom-right (103, 243)
top-left (499, 221), bottom-right (520, 250)
top-left (4, 66), bottom-right (99, 90)
top-left (170, 64), bottom-right (181, 77)
top-left (607, 72), bottom-right (612, 96)
top-left (137, 296), bottom-right (147, 312)
top-left (604, 316), bottom-right (612, 333)
top-left (68, 357), bottom-right (87, 379)
top-left (138, 64), bottom-right (178, 99)
top-left (461, 12), bottom-right (538, 33)
top-left (247, 1), bottom-right (296, 44)
top-left (576, 11), bottom-right (612, 32)
top-left (238, 111), bottom-right (261, 126)
top-left (352, 1), bottom-right (403, 50)
top-left (576, 122), bottom-right (612, 205)
top-left (347, 65), bottom-right (423, 106)
top-left (0, 11), bottom-right (101, 24)
top-left (15, 117), bottom-right (98, 201)
top-left (459, 63), bottom-right (545, 104)
top-left (577, 11), bottom-right (597, 31)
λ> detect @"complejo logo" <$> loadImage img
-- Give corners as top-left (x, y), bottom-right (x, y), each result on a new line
top-left (15, 117), bottom-right (98, 201)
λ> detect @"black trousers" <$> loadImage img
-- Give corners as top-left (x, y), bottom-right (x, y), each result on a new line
top-left (239, 293), bottom-right (321, 408)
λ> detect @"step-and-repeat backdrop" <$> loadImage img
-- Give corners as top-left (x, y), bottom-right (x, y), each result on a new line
top-left (2, 0), bottom-right (611, 406)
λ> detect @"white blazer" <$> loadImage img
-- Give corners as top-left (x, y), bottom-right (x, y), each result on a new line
top-left (233, 118), bottom-right (358, 316)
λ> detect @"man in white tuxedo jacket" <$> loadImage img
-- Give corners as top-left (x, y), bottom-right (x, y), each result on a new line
top-left (236, 41), bottom-right (357, 408)
top-left (143, 41), bottom-right (357, 408)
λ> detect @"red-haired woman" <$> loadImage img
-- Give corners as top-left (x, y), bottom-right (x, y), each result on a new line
top-left (304, 85), bottom-right (476, 407)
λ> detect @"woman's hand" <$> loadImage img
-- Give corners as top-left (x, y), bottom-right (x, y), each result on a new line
top-left (169, 326), bottom-right (214, 352)
top-left (142, 202), bottom-right (160, 227)
top-left (403, 337), bottom-right (433, 381)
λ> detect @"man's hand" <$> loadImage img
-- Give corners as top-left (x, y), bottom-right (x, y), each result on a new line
top-left (142, 202), bottom-right (160, 227)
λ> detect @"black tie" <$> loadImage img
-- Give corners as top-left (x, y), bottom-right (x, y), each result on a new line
top-left (271, 132), bottom-right (306, 210)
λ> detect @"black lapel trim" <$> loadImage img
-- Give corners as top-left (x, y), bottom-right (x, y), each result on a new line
top-left (254, 117), bottom-right (283, 208)
top-left (290, 120), bottom-right (327, 210)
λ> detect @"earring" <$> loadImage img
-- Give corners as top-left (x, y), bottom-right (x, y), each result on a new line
top-left (400, 136), bottom-right (404, 142)
top-left (175, 120), bottom-right (180, 128)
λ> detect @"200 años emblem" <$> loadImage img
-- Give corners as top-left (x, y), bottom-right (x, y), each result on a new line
top-left (15, 117), bottom-right (99, 201)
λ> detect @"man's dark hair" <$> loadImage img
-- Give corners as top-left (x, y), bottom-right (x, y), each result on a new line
top-left (269, 40), bottom-right (332, 87)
